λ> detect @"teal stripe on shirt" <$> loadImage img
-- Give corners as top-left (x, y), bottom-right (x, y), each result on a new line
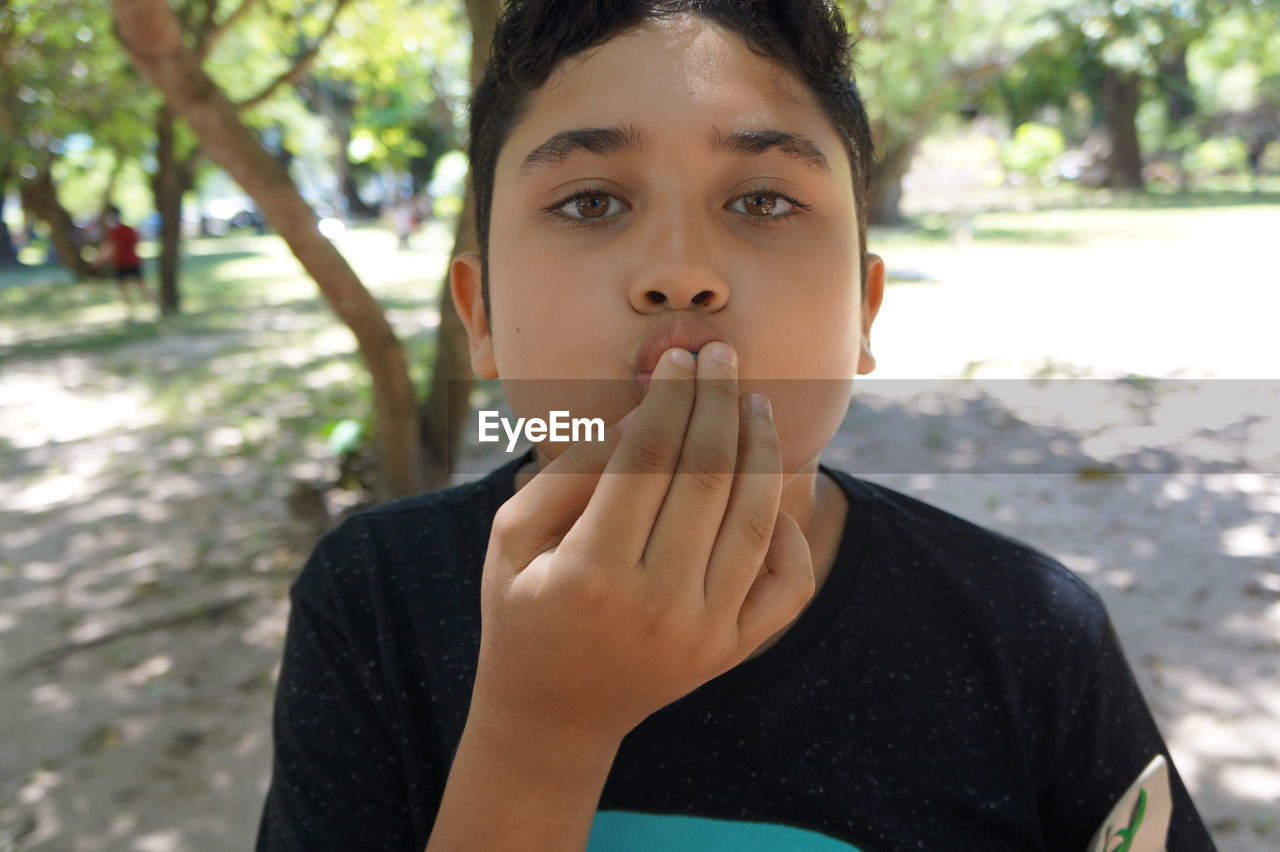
top-left (587, 810), bottom-right (862, 851)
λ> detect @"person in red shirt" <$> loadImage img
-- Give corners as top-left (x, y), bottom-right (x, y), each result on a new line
top-left (96, 205), bottom-right (150, 318)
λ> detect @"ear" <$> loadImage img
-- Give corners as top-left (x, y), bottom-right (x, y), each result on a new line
top-left (450, 252), bottom-right (498, 379)
top-left (856, 253), bottom-right (885, 376)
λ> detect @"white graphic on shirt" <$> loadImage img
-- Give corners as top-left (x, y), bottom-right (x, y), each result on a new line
top-left (1086, 754), bottom-right (1173, 852)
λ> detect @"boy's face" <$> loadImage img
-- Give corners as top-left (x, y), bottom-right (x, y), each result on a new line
top-left (453, 14), bottom-right (884, 475)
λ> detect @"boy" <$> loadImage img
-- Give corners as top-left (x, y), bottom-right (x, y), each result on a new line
top-left (95, 205), bottom-right (150, 318)
top-left (255, 2), bottom-right (1215, 850)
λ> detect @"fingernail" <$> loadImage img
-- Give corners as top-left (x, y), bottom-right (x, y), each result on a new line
top-left (669, 348), bottom-right (695, 370)
top-left (749, 393), bottom-right (771, 417)
top-left (702, 341), bottom-right (736, 369)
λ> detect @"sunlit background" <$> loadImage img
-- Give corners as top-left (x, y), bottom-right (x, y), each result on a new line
top-left (2, 0), bottom-right (1278, 849)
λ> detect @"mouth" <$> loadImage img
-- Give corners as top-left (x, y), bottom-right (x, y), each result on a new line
top-left (635, 370), bottom-right (655, 397)
top-left (645, 345), bottom-right (716, 394)
top-left (634, 351), bottom-right (702, 396)
top-left (632, 318), bottom-right (726, 384)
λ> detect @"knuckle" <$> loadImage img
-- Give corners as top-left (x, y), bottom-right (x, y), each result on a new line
top-left (490, 504), bottom-right (524, 541)
top-left (706, 379), bottom-right (738, 404)
top-left (557, 446), bottom-right (593, 476)
top-left (756, 423), bottom-right (780, 454)
top-left (790, 563), bottom-right (817, 605)
top-left (740, 509), bottom-right (777, 550)
top-left (570, 568), bottom-right (611, 609)
top-left (625, 429), bottom-right (676, 473)
top-left (679, 445), bottom-right (732, 493)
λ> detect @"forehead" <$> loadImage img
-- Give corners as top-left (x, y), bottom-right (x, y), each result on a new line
top-left (496, 15), bottom-right (847, 183)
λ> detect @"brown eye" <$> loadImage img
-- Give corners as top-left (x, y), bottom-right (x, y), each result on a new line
top-left (741, 192), bottom-right (779, 217)
top-left (549, 189), bottom-right (626, 225)
top-left (574, 194), bottom-right (612, 219)
top-left (729, 189), bottom-right (808, 224)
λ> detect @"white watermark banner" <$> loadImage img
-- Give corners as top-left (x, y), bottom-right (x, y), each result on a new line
top-left (445, 378), bottom-right (1280, 476)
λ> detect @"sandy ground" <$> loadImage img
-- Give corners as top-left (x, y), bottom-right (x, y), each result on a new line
top-left (2, 214), bottom-right (1278, 850)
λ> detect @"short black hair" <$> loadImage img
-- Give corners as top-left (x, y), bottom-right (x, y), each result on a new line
top-left (467, 0), bottom-right (875, 320)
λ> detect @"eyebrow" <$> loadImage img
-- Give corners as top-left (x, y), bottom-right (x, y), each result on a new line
top-left (516, 122), bottom-right (832, 179)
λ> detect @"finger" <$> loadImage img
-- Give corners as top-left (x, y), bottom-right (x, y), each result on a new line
top-left (704, 392), bottom-right (783, 612)
top-left (642, 341), bottom-right (739, 595)
top-left (492, 404), bottom-right (638, 573)
top-left (562, 346), bottom-right (696, 567)
top-left (734, 510), bottom-right (816, 659)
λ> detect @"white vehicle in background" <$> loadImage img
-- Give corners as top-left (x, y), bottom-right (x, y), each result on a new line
top-left (200, 196), bottom-right (265, 236)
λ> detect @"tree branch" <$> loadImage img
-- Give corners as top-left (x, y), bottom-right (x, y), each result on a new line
top-left (235, 0), bottom-right (350, 111)
top-left (111, 0), bottom-right (425, 498)
top-left (197, 0), bottom-right (261, 61)
top-left (197, 0), bottom-right (220, 39)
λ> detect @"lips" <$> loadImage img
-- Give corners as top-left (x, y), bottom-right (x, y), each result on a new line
top-left (631, 318), bottom-right (727, 398)
top-left (632, 317), bottom-right (728, 376)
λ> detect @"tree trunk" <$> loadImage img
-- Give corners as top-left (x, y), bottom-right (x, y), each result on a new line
top-left (97, 145), bottom-right (126, 225)
top-left (1099, 67), bottom-right (1145, 191)
top-left (867, 139), bottom-right (916, 226)
top-left (113, 0), bottom-right (423, 500)
top-left (416, 0), bottom-right (501, 491)
top-left (1158, 46), bottom-right (1195, 126)
top-left (153, 105), bottom-right (192, 316)
top-left (19, 166), bottom-right (97, 278)
top-left (296, 75), bottom-right (376, 218)
top-left (332, 102), bottom-right (376, 218)
top-left (0, 161), bottom-right (20, 267)
top-left (339, 149), bottom-right (376, 217)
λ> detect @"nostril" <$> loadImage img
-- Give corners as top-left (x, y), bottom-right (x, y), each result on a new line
top-left (647, 291), bottom-right (666, 304)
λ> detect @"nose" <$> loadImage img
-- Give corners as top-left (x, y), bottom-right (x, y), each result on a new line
top-left (628, 207), bottom-right (729, 312)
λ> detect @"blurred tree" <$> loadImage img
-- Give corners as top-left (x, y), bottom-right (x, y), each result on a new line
top-left (110, 0), bottom-right (498, 498)
top-left (296, 0), bottom-right (469, 217)
top-left (1187, 0), bottom-right (1280, 187)
top-left (1, 0), bottom-right (153, 275)
top-left (417, 0), bottom-right (496, 492)
top-left (841, 0), bottom-right (1055, 224)
top-left (1004, 0), bottom-right (1255, 191)
top-left (140, 0), bottom-right (355, 314)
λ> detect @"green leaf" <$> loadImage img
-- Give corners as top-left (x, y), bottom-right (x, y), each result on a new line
top-left (326, 418), bottom-right (363, 456)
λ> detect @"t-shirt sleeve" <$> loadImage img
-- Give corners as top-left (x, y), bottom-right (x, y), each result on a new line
top-left (1037, 606), bottom-right (1217, 851)
top-left (254, 532), bottom-right (417, 851)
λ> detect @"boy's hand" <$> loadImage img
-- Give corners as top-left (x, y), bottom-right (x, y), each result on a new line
top-left (470, 342), bottom-right (815, 752)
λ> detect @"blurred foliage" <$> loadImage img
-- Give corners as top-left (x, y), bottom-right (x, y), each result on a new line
top-left (1002, 123), bottom-right (1067, 185)
top-left (2, 0), bottom-right (1277, 253)
top-left (1184, 137), bottom-right (1247, 176)
top-left (977, 0), bottom-right (1280, 177)
top-left (1, 0), bottom-right (469, 234)
top-left (1, 0), bottom-right (157, 212)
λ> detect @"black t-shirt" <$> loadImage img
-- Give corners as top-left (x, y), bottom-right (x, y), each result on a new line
top-left (255, 448), bottom-right (1216, 851)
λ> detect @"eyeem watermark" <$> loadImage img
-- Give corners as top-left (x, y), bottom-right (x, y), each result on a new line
top-left (479, 410), bottom-right (605, 452)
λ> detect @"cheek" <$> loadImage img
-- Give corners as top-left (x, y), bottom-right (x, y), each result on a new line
top-left (744, 298), bottom-right (860, 381)
top-left (770, 380), bottom-right (853, 475)
top-left (742, 240), bottom-right (858, 344)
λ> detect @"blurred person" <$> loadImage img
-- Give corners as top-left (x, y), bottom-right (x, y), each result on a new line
top-left (395, 195), bottom-right (418, 250)
top-left (96, 205), bottom-right (151, 320)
